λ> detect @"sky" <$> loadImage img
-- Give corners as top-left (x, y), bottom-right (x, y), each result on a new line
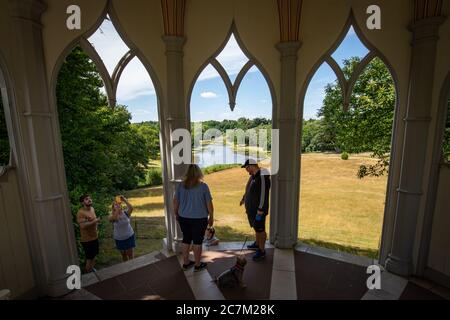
top-left (89, 20), bottom-right (369, 123)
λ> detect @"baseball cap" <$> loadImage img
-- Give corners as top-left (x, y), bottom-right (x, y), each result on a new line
top-left (241, 159), bottom-right (258, 168)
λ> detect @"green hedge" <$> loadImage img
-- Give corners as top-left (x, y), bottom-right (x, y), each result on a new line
top-left (202, 164), bottom-right (241, 175)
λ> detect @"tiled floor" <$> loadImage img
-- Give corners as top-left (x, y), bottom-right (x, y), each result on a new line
top-left (399, 283), bottom-right (445, 300)
top-left (60, 243), bottom-right (450, 300)
top-left (84, 255), bottom-right (195, 300)
top-left (178, 254), bottom-right (225, 300)
top-left (204, 249), bottom-right (274, 300)
top-left (294, 250), bottom-right (369, 300)
top-left (361, 270), bottom-right (408, 300)
top-left (270, 249), bottom-right (297, 300)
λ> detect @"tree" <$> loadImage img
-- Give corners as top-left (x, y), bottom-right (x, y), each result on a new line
top-left (133, 121), bottom-right (161, 160)
top-left (0, 93), bottom-right (10, 165)
top-left (302, 119), bottom-right (336, 153)
top-left (443, 101), bottom-right (450, 162)
top-left (57, 47), bottom-right (151, 193)
top-left (318, 57), bottom-right (395, 178)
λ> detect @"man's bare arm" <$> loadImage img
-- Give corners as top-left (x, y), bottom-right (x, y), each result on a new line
top-left (79, 218), bottom-right (100, 229)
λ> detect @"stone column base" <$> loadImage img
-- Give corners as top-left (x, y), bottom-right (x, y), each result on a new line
top-left (163, 238), bottom-right (183, 254)
top-left (275, 236), bottom-right (297, 249)
top-left (44, 274), bottom-right (73, 298)
top-left (0, 289), bottom-right (11, 300)
top-left (385, 254), bottom-right (412, 277)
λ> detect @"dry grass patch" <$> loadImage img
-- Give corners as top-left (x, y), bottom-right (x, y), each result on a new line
top-left (299, 153), bottom-right (387, 256)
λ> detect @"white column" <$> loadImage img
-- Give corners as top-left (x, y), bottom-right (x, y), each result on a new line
top-left (273, 41), bottom-right (302, 248)
top-left (8, 0), bottom-right (78, 296)
top-left (163, 36), bottom-right (189, 252)
top-left (385, 17), bottom-right (445, 276)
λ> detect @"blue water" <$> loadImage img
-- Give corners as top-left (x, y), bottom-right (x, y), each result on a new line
top-left (194, 143), bottom-right (264, 168)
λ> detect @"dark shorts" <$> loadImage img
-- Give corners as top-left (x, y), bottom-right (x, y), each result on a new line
top-left (178, 217), bottom-right (208, 245)
top-left (81, 239), bottom-right (99, 260)
top-left (247, 211), bottom-right (267, 233)
top-left (115, 234), bottom-right (136, 252)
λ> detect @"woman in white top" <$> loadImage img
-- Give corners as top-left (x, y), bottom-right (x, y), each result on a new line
top-left (109, 195), bottom-right (135, 261)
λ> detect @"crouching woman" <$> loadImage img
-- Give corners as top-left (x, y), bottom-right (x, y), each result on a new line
top-left (109, 195), bottom-right (136, 261)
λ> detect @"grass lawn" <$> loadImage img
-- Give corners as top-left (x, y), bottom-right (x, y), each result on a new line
top-left (298, 153), bottom-right (387, 258)
top-left (97, 153), bottom-right (387, 268)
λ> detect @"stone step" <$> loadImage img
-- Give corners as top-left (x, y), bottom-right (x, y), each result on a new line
top-left (0, 289), bottom-right (11, 300)
top-left (82, 250), bottom-right (168, 287)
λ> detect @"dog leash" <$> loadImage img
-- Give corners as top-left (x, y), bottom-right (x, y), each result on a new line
top-left (240, 237), bottom-right (248, 255)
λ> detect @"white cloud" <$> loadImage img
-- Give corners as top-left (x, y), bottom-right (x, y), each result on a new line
top-left (200, 91), bottom-right (219, 99)
top-left (133, 109), bottom-right (153, 115)
top-left (89, 18), bottom-right (156, 102)
top-left (311, 76), bottom-right (334, 86)
top-left (89, 19), bottom-right (129, 76)
top-left (216, 35), bottom-right (248, 75)
top-left (197, 34), bottom-right (257, 82)
top-left (219, 107), bottom-right (243, 120)
top-left (116, 57), bottom-right (156, 101)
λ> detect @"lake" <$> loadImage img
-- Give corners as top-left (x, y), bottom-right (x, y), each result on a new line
top-left (194, 143), bottom-right (266, 168)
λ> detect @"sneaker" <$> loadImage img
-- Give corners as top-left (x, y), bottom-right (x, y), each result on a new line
top-left (247, 241), bottom-right (259, 250)
top-left (252, 249), bottom-right (266, 261)
top-left (194, 262), bottom-right (207, 272)
top-left (91, 268), bottom-right (101, 282)
top-left (182, 260), bottom-right (195, 271)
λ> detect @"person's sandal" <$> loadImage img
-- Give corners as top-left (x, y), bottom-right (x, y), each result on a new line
top-left (194, 262), bottom-right (207, 272)
top-left (182, 260), bottom-right (195, 271)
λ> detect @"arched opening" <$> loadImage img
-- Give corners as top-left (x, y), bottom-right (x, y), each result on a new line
top-left (115, 55), bottom-right (166, 264)
top-left (188, 29), bottom-right (274, 243)
top-left (419, 74), bottom-right (450, 283)
top-left (54, 14), bottom-right (165, 271)
top-left (299, 20), bottom-right (397, 259)
top-left (442, 98), bottom-right (450, 163)
top-left (0, 76), bottom-right (10, 168)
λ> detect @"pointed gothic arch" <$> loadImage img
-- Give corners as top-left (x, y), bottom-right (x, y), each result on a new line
top-left (47, 0), bottom-right (171, 267)
top-left (0, 52), bottom-right (14, 175)
top-left (298, 11), bottom-right (401, 261)
top-left (417, 71), bottom-right (450, 274)
top-left (50, 1), bottom-right (164, 116)
top-left (49, 0), bottom-right (167, 180)
top-left (187, 22), bottom-right (277, 124)
top-left (299, 12), bottom-right (399, 114)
